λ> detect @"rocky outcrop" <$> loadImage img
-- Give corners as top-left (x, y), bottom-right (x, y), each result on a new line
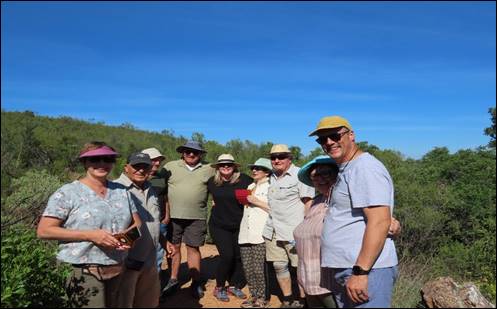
top-left (421, 277), bottom-right (495, 308)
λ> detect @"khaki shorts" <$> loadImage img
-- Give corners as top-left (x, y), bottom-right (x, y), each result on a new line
top-left (265, 233), bottom-right (298, 267)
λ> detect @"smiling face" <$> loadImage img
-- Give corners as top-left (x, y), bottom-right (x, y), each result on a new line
top-left (316, 127), bottom-right (355, 164)
top-left (270, 153), bottom-right (292, 176)
top-left (182, 149), bottom-right (202, 167)
top-left (149, 157), bottom-right (164, 176)
top-left (218, 163), bottom-right (235, 180)
top-left (251, 166), bottom-right (270, 181)
top-left (309, 164), bottom-right (338, 195)
top-left (83, 156), bottom-right (115, 179)
top-left (125, 163), bottom-right (151, 186)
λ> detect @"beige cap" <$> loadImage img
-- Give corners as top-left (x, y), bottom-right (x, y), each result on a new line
top-left (141, 147), bottom-right (165, 160)
top-left (270, 144), bottom-right (291, 154)
top-left (309, 116), bottom-right (353, 136)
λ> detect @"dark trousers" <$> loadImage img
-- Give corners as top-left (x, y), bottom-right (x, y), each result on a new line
top-left (209, 222), bottom-right (246, 288)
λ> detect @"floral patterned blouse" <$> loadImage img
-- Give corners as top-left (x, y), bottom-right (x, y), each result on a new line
top-left (42, 180), bottom-right (137, 265)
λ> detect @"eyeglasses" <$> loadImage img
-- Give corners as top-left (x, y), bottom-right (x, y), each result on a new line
top-left (86, 156), bottom-right (116, 164)
top-left (219, 163), bottom-right (234, 168)
top-left (315, 130), bottom-right (350, 145)
top-left (270, 154), bottom-right (289, 161)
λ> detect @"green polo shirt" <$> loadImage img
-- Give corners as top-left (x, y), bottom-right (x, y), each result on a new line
top-left (163, 159), bottom-right (215, 220)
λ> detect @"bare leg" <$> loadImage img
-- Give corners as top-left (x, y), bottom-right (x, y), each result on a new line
top-left (170, 243), bottom-right (182, 279)
top-left (186, 245), bottom-right (201, 281)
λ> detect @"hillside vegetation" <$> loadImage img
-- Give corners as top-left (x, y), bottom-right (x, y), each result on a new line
top-left (1, 109), bottom-right (495, 307)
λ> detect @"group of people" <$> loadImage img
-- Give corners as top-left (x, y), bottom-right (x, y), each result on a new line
top-left (38, 115), bottom-right (400, 308)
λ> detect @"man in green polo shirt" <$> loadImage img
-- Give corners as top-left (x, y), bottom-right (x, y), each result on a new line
top-left (161, 140), bottom-right (215, 299)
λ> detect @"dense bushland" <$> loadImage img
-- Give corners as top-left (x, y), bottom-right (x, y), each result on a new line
top-left (1, 109), bottom-right (495, 307)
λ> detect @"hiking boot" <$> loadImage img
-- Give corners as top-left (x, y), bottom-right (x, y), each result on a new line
top-left (161, 278), bottom-right (179, 297)
top-left (213, 286), bottom-right (230, 302)
top-left (191, 280), bottom-right (205, 299)
top-left (227, 286), bottom-right (247, 299)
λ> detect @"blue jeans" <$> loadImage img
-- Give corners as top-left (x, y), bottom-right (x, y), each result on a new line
top-left (156, 223), bottom-right (168, 272)
top-left (325, 266), bottom-right (398, 308)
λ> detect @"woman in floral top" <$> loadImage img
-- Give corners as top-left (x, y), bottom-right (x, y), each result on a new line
top-left (37, 141), bottom-right (141, 308)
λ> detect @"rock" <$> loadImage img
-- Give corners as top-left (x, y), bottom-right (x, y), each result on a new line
top-left (421, 277), bottom-right (495, 308)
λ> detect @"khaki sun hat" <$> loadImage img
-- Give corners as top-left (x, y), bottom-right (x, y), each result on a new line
top-left (309, 116), bottom-right (353, 136)
top-left (211, 154), bottom-right (241, 168)
top-left (270, 144), bottom-right (291, 154)
top-left (141, 147), bottom-right (165, 160)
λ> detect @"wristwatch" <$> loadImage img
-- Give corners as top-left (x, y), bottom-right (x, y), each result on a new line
top-left (352, 265), bottom-right (371, 276)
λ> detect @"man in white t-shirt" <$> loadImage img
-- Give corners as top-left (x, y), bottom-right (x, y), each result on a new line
top-left (310, 116), bottom-right (398, 308)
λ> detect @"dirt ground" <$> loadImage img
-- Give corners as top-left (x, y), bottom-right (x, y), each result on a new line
top-left (159, 244), bottom-right (283, 308)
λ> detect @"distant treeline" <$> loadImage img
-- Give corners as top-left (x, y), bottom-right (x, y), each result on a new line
top-left (1, 109), bottom-right (495, 307)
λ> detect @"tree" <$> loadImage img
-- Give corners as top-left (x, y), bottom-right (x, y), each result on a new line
top-left (484, 107), bottom-right (496, 148)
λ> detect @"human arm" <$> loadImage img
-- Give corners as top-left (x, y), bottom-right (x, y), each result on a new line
top-left (162, 197), bottom-right (170, 225)
top-left (247, 194), bottom-right (270, 213)
top-left (37, 216), bottom-right (123, 249)
top-left (346, 206), bottom-right (391, 303)
top-left (301, 197), bottom-right (313, 215)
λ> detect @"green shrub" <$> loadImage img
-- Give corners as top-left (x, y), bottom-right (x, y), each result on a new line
top-left (1, 225), bottom-right (71, 307)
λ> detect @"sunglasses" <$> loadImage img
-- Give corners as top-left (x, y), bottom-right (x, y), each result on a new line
top-left (270, 154), bottom-right (289, 161)
top-left (315, 130), bottom-right (350, 145)
top-left (131, 163), bottom-right (151, 171)
top-left (219, 163), bottom-right (234, 168)
top-left (86, 156), bottom-right (116, 164)
top-left (184, 150), bottom-right (201, 156)
top-left (252, 166), bottom-right (268, 172)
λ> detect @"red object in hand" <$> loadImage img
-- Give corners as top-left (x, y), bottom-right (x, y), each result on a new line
top-left (235, 189), bottom-right (251, 205)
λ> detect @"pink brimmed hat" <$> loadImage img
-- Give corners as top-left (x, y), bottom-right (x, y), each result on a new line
top-left (79, 146), bottom-right (119, 159)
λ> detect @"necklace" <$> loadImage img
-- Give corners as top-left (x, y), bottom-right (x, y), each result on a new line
top-left (339, 147), bottom-right (360, 174)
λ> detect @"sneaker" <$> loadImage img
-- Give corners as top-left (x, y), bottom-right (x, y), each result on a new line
top-left (161, 278), bottom-right (179, 297)
top-left (227, 286), bottom-right (247, 299)
top-left (213, 286), bottom-right (230, 302)
top-left (240, 298), bottom-right (255, 308)
top-left (288, 300), bottom-right (304, 308)
top-left (191, 280), bottom-right (205, 299)
top-left (242, 297), bottom-right (268, 308)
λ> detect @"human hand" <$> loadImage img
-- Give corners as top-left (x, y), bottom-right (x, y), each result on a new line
top-left (388, 217), bottom-right (401, 237)
top-left (346, 274), bottom-right (369, 304)
top-left (166, 241), bottom-right (177, 258)
top-left (88, 229), bottom-right (121, 249)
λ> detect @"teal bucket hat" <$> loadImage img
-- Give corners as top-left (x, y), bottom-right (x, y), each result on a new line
top-left (248, 158), bottom-right (272, 172)
top-left (298, 155), bottom-right (337, 187)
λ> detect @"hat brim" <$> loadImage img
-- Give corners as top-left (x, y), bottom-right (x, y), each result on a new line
top-left (211, 161), bottom-right (241, 168)
top-left (248, 164), bottom-right (272, 172)
top-left (298, 156), bottom-right (337, 187)
top-left (176, 146), bottom-right (207, 154)
top-left (79, 147), bottom-right (120, 158)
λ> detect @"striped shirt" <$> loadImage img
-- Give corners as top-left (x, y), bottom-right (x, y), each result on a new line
top-left (293, 195), bottom-right (331, 295)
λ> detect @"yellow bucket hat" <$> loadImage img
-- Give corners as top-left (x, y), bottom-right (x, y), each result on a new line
top-left (309, 116), bottom-right (353, 136)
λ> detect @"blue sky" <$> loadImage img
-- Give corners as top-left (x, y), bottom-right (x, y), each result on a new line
top-left (2, 2), bottom-right (495, 159)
